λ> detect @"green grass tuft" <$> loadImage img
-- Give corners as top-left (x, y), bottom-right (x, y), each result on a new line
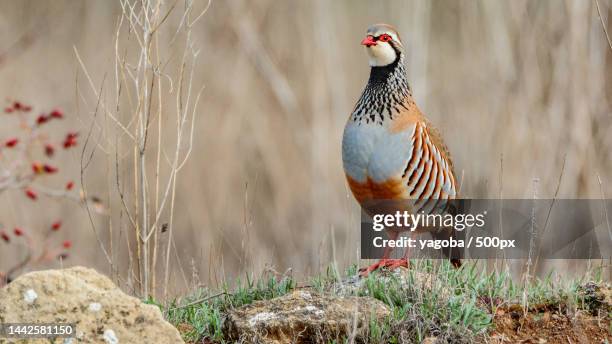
top-left (163, 261), bottom-right (608, 343)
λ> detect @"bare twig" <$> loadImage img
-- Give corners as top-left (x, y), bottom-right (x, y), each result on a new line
top-left (595, 0), bottom-right (612, 53)
top-left (79, 74), bottom-right (113, 266)
top-left (86, 0), bottom-right (206, 297)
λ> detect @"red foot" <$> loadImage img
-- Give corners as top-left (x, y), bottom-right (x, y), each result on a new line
top-left (359, 258), bottom-right (409, 277)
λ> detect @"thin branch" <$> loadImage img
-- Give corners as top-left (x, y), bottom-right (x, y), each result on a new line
top-left (79, 74), bottom-right (113, 266)
top-left (74, 46), bottom-right (136, 141)
top-left (167, 291), bottom-right (227, 311)
top-left (189, 0), bottom-right (212, 27)
top-left (595, 0), bottom-right (612, 53)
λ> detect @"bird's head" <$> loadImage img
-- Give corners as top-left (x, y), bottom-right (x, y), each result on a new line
top-left (361, 24), bottom-right (403, 67)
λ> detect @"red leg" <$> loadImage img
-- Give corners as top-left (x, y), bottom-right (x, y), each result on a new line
top-left (359, 258), bottom-right (409, 276)
top-left (359, 230), bottom-right (409, 276)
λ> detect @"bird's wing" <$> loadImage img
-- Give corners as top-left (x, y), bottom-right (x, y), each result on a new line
top-left (423, 119), bottom-right (455, 175)
top-left (398, 113), bottom-right (457, 209)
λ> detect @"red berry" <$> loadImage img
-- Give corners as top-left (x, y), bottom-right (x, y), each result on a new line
top-left (13, 101), bottom-right (22, 110)
top-left (4, 107), bottom-right (13, 113)
top-left (22, 105), bottom-right (32, 112)
top-left (36, 114), bottom-right (49, 125)
top-left (51, 221), bottom-right (62, 231)
top-left (65, 181), bottom-right (74, 190)
top-left (62, 240), bottom-right (72, 249)
top-left (63, 132), bottom-right (78, 148)
top-left (13, 227), bottom-right (23, 236)
top-left (43, 164), bottom-right (58, 173)
top-left (32, 162), bottom-right (43, 174)
top-left (50, 109), bottom-right (64, 119)
top-left (45, 144), bottom-right (55, 157)
top-left (0, 230), bottom-right (9, 243)
top-left (5, 138), bottom-right (18, 147)
top-left (25, 188), bottom-right (37, 200)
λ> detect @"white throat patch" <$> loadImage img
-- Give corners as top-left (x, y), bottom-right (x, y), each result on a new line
top-left (366, 42), bottom-right (397, 67)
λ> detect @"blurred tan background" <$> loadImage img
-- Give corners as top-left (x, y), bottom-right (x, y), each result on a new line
top-left (0, 0), bottom-right (611, 296)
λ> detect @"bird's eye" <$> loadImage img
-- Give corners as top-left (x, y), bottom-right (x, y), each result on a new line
top-left (379, 34), bottom-right (392, 42)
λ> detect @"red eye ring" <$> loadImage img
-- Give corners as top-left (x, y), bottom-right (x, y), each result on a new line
top-left (379, 34), bottom-right (392, 42)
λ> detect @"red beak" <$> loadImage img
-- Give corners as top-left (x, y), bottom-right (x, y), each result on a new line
top-left (361, 35), bottom-right (376, 47)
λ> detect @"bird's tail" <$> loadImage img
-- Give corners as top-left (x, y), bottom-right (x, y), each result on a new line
top-left (431, 228), bottom-right (463, 267)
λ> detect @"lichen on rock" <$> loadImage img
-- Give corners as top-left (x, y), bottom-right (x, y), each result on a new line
top-left (222, 289), bottom-right (390, 343)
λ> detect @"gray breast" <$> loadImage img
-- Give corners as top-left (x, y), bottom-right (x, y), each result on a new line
top-left (342, 120), bottom-right (415, 184)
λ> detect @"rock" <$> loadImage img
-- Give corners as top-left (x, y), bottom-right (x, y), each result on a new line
top-left (577, 282), bottom-right (612, 314)
top-left (223, 289), bottom-right (390, 343)
top-left (0, 266), bottom-right (183, 343)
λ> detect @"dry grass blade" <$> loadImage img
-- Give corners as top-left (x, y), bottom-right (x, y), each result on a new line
top-left (595, 0), bottom-right (612, 52)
